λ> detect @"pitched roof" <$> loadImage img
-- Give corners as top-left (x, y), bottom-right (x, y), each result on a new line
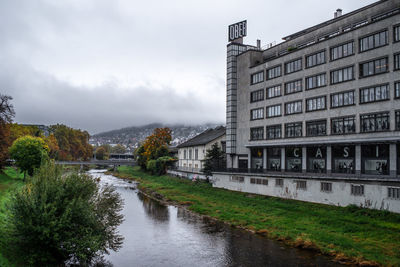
top-left (177, 126), bottom-right (226, 148)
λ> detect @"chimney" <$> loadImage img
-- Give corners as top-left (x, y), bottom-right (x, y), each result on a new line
top-left (257, 39), bottom-right (261, 49)
top-left (336, 8), bottom-right (342, 17)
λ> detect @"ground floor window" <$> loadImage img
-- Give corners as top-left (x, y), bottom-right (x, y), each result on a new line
top-left (307, 146), bottom-right (326, 173)
top-left (398, 144), bottom-right (400, 175)
top-left (285, 147), bottom-right (302, 172)
top-left (361, 144), bottom-right (389, 175)
top-left (251, 148), bottom-right (263, 169)
top-left (238, 159), bottom-right (248, 169)
top-left (332, 145), bottom-right (355, 174)
top-left (267, 147), bottom-right (281, 171)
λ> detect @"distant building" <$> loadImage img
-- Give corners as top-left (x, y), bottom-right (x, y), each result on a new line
top-left (21, 124), bottom-right (50, 136)
top-left (214, 0), bottom-right (400, 213)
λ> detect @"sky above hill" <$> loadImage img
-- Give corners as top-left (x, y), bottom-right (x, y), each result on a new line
top-left (0, 0), bottom-right (375, 134)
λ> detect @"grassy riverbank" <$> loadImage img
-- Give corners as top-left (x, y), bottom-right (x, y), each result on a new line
top-left (112, 166), bottom-right (400, 266)
top-left (0, 167), bottom-right (24, 266)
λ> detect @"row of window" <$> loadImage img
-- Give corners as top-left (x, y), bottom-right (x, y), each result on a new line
top-left (250, 111), bottom-right (400, 140)
top-left (182, 148), bottom-right (200, 160)
top-left (251, 82), bottom-right (400, 118)
top-left (250, 25), bottom-right (400, 85)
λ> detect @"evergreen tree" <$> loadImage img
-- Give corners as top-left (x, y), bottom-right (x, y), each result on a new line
top-left (203, 142), bottom-right (225, 177)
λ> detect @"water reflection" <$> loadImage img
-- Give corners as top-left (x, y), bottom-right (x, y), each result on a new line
top-left (88, 170), bottom-right (345, 267)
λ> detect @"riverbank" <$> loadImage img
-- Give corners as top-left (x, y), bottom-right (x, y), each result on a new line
top-left (110, 166), bottom-right (400, 266)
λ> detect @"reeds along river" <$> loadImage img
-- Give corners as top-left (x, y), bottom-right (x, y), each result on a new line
top-left (88, 169), bottom-right (345, 267)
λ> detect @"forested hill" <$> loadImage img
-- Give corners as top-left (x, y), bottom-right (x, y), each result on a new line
top-left (90, 123), bottom-right (223, 152)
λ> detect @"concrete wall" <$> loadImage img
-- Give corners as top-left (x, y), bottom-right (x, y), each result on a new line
top-left (212, 172), bottom-right (400, 213)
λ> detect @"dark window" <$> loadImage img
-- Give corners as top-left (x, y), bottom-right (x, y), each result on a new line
top-left (388, 187), bottom-right (400, 199)
top-left (251, 71), bottom-right (264, 84)
top-left (306, 73), bottom-right (326, 90)
top-left (285, 79), bottom-right (302, 94)
top-left (184, 150), bottom-right (187, 159)
top-left (362, 144), bottom-right (389, 175)
top-left (285, 122), bottom-right (302, 138)
top-left (267, 65), bottom-right (282, 80)
top-left (306, 50), bottom-right (325, 68)
top-left (360, 57), bottom-right (388, 77)
top-left (250, 178), bottom-right (268, 185)
top-left (230, 176), bottom-right (244, 183)
top-left (250, 89), bottom-right (264, 103)
top-left (296, 180), bottom-right (307, 190)
top-left (195, 149), bottom-right (198, 160)
top-left (332, 145), bottom-right (355, 174)
top-left (395, 25), bottom-right (400, 42)
top-left (266, 104), bottom-right (281, 118)
top-left (266, 125), bottom-right (281, 139)
top-left (251, 148), bottom-right (263, 169)
top-left (395, 53), bottom-right (400, 70)
top-left (331, 116), bottom-right (355, 135)
top-left (359, 30), bottom-right (388, 52)
top-left (331, 90), bottom-right (354, 108)
top-left (306, 120), bottom-right (326, 136)
top-left (286, 147), bottom-right (302, 172)
top-left (285, 58), bottom-right (302, 74)
top-left (360, 112), bottom-right (390, 132)
top-left (331, 66), bottom-right (354, 84)
top-left (321, 182), bottom-right (332, 192)
top-left (285, 101), bottom-right (302, 115)
top-left (330, 41), bottom-right (354, 61)
top-left (306, 96), bottom-right (326, 112)
top-left (396, 110), bottom-right (400, 130)
top-left (266, 85), bottom-right (281, 99)
top-left (396, 81), bottom-right (400, 98)
top-left (275, 178), bottom-right (284, 187)
top-left (267, 148), bottom-right (281, 171)
top-left (360, 84), bottom-right (390, 103)
top-left (307, 146), bottom-right (326, 173)
top-left (250, 127), bottom-right (264, 141)
top-left (250, 108), bottom-right (264, 120)
top-left (351, 185), bottom-right (364, 196)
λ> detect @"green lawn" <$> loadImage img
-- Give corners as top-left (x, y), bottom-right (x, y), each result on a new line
top-left (0, 167), bottom-right (24, 267)
top-left (113, 166), bottom-right (400, 266)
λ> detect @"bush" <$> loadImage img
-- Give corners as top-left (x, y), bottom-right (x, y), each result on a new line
top-left (3, 162), bottom-right (124, 266)
top-left (146, 156), bottom-right (176, 175)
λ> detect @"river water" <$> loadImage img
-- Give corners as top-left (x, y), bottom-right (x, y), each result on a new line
top-left (88, 169), bottom-right (344, 267)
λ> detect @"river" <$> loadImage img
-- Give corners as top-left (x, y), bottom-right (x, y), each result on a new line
top-left (88, 169), bottom-right (344, 267)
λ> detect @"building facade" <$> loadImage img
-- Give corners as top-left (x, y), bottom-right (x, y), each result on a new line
top-left (216, 0), bottom-right (400, 213)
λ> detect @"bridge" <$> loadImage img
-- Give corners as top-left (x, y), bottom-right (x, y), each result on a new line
top-left (56, 159), bottom-right (135, 166)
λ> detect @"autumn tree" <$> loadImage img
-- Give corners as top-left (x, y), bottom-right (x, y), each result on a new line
top-left (95, 146), bottom-right (108, 160)
top-left (9, 136), bottom-right (49, 180)
top-left (0, 94), bottom-right (15, 168)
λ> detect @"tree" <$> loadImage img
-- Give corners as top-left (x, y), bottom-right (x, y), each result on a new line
top-left (44, 134), bottom-right (59, 159)
top-left (9, 123), bottom-right (42, 144)
top-left (203, 142), bottom-right (225, 177)
top-left (0, 94), bottom-right (15, 168)
top-left (134, 145), bottom-right (146, 169)
top-left (4, 162), bottom-right (124, 266)
top-left (111, 144), bottom-right (126, 154)
top-left (95, 146), bottom-right (108, 160)
top-left (9, 136), bottom-right (49, 179)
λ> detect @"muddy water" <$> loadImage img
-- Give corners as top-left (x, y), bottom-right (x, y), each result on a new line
top-left (88, 170), bottom-right (344, 267)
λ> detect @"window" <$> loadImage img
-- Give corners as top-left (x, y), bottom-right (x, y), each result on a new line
top-left (360, 112), bottom-right (390, 132)
top-left (306, 73), bottom-right (326, 90)
top-left (266, 85), bottom-right (281, 99)
top-left (321, 182), bottom-right (332, 192)
top-left (250, 127), bottom-right (264, 141)
top-left (250, 89), bottom-right (264, 103)
top-left (330, 41), bottom-right (354, 61)
top-left (396, 81), bottom-right (400, 98)
top-left (307, 146), bottom-right (326, 173)
top-left (266, 125), bottom-right (281, 139)
top-left (395, 53), bottom-right (400, 70)
top-left (331, 66), bottom-right (354, 84)
top-left (285, 79), bottom-right (302, 94)
top-left (285, 122), bottom-right (302, 138)
top-left (268, 148), bottom-right (281, 171)
top-left (359, 30), bottom-right (388, 52)
top-left (195, 149), bottom-right (198, 160)
top-left (286, 147), bottom-right (302, 172)
top-left (306, 50), bottom-right (325, 68)
top-left (351, 185), bottom-right (364, 196)
top-left (285, 58), bottom-right (302, 74)
top-left (275, 178), bottom-right (284, 187)
top-left (395, 25), bottom-right (400, 42)
top-left (331, 116), bottom-right (355, 134)
top-left (266, 104), bottom-right (281, 118)
top-left (285, 101), bottom-right (302, 115)
top-left (362, 144), bottom-right (389, 175)
top-left (230, 176), bottom-right (244, 183)
top-left (251, 71), bottom-right (264, 84)
top-left (296, 180), bottom-right (307, 190)
top-left (360, 84), bottom-right (390, 103)
top-left (388, 187), bottom-right (400, 199)
top-left (332, 146), bottom-right (355, 174)
top-left (306, 96), bottom-right (326, 112)
top-left (250, 178), bottom-right (268, 185)
top-left (396, 110), bottom-right (400, 130)
top-left (331, 90), bottom-right (354, 108)
top-left (189, 149), bottom-right (192, 160)
top-left (267, 65), bottom-right (282, 80)
top-left (184, 150), bottom-right (187, 159)
top-left (306, 120), bottom-right (326, 136)
top-left (251, 108), bottom-right (264, 120)
top-left (360, 57), bottom-right (388, 77)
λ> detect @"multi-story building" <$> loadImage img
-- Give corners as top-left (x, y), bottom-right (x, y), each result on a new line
top-left (215, 0), bottom-right (400, 213)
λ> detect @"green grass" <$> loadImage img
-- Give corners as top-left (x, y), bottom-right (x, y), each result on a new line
top-left (114, 166), bottom-right (400, 266)
top-left (0, 167), bottom-right (24, 267)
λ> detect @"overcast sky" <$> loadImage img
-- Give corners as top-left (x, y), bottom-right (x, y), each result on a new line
top-left (0, 0), bottom-right (376, 134)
